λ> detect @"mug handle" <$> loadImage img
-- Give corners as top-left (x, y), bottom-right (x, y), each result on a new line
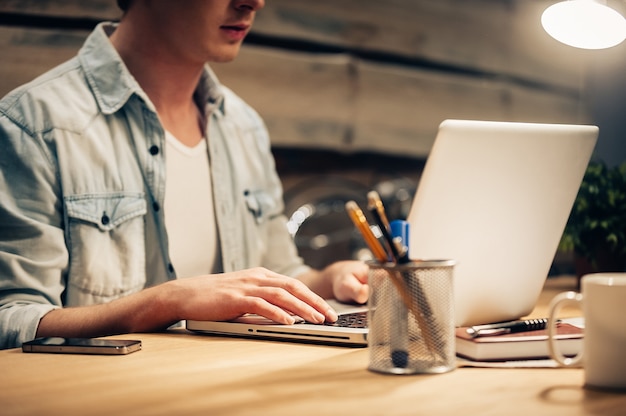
top-left (547, 291), bottom-right (583, 367)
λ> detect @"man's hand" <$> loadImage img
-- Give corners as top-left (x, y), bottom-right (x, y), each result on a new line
top-left (297, 260), bottom-right (369, 306)
top-left (325, 260), bottom-right (369, 304)
top-left (167, 267), bottom-right (338, 325)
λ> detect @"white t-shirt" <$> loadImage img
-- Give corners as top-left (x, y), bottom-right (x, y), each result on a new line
top-left (163, 131), bottom-right (222, 277)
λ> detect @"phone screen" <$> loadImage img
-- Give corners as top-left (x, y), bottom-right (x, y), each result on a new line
top-left (22, 337), bottom-right (142, 355)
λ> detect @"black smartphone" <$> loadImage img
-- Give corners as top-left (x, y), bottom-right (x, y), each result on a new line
top-left (22, 337), bottom-right (142, 355)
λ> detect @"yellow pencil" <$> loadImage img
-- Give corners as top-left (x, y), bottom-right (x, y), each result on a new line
top-left (345, 201), bottom-right (389, 263)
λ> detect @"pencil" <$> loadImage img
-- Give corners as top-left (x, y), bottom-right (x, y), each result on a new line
top-left (367, 191), bottom-right (391, 230)
top-left (345, 200), bottom-right (389, 263)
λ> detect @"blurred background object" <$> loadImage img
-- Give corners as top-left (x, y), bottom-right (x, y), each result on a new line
top-left (541, 0), bottom-right (626, 50)
top-left (276, 149), bottom-right (421, 269)
top-left (1, 0), bottom-right (624, 271)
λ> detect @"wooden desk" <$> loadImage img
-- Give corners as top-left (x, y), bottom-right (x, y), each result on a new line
top-left (2, 276), bottom-right (624, 416)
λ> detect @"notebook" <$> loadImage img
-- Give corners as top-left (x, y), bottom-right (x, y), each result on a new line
top-left (187, 119), bottom-right (598, 345)
top-left (455, 319), bottom-right (584, 361)
top-left (407, 119), bottom-right (597, 326)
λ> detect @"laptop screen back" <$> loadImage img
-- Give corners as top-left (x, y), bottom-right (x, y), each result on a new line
top-left (407, 119), bottom-right (598, 326)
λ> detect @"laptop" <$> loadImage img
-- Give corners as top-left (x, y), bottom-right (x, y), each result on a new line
top-left (407, 119), bottom-right (597, 327)
top-left (187, 119), bottom-right (598, 345)
top-left (187, 300), bottom-right (369, 346)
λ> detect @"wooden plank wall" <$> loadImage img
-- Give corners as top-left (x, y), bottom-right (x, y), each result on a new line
top-left (3, 0), bottom-right (624, 270)
top-left (0, 0), bottom-right (605, 159)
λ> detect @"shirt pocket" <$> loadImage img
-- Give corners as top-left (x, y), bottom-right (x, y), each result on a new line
top-left (64, 193), bottom-right (147, 305)
top-left (243, 189), bottom-right (277, 225)
top-left (242, 189), bottom-right (281, 266)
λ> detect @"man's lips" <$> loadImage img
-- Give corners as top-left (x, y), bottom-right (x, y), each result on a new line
top-left (220, 24), bottom-right (250, 32)
top-left (220, 24), bottom-right (250, 41)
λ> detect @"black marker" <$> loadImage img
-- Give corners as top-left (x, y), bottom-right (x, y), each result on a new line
top-left (389, 219), bottom-right (410, 368)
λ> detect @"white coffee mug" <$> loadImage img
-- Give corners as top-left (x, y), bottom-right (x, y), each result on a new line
top-left (547, 273), bottom-right (626, 391)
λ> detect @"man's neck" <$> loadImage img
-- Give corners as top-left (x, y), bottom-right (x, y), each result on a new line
top-left (109, 21), bottom-right (205, 147)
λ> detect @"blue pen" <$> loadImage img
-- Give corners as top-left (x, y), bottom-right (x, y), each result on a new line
top-left (390, 220), bottom-right (410, 264)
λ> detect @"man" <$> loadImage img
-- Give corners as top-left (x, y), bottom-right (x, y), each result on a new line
top-left (0, 0), bottom-right (369, 349)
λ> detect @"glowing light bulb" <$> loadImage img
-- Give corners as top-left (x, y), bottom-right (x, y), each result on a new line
top-left (542, 0), bottom-right (626, 49)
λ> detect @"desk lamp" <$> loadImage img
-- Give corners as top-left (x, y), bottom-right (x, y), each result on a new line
top-left (542, 0), bottom-right (626, 49)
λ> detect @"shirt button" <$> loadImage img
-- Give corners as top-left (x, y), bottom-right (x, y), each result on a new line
top-left (101, 213), bottom-right (110, 225)
top-left (149, 145), bottom-right (160, 155)
top-left (153, 202), bottom-right (160, 212)
top-left (168, 263), bottom-right (175, 273)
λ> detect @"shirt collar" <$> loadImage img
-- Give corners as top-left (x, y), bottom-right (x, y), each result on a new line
top-left (78, 22), bottom-right (225, 117)
top-left (195, 66), bottom-right (226, 117)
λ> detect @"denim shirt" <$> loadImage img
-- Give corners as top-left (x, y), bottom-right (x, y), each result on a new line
top-left (0, 23), bottom-right (309, 349)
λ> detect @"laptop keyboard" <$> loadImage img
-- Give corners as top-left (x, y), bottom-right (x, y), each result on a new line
top-left (323, 311), bottom-right (368, 328)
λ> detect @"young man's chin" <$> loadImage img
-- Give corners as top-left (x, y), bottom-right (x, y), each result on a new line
top-left (209, 47), bottom-right (243, 63)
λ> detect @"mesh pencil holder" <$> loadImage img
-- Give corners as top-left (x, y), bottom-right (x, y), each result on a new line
top-left (367, 260), bottom-right (456, 375)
